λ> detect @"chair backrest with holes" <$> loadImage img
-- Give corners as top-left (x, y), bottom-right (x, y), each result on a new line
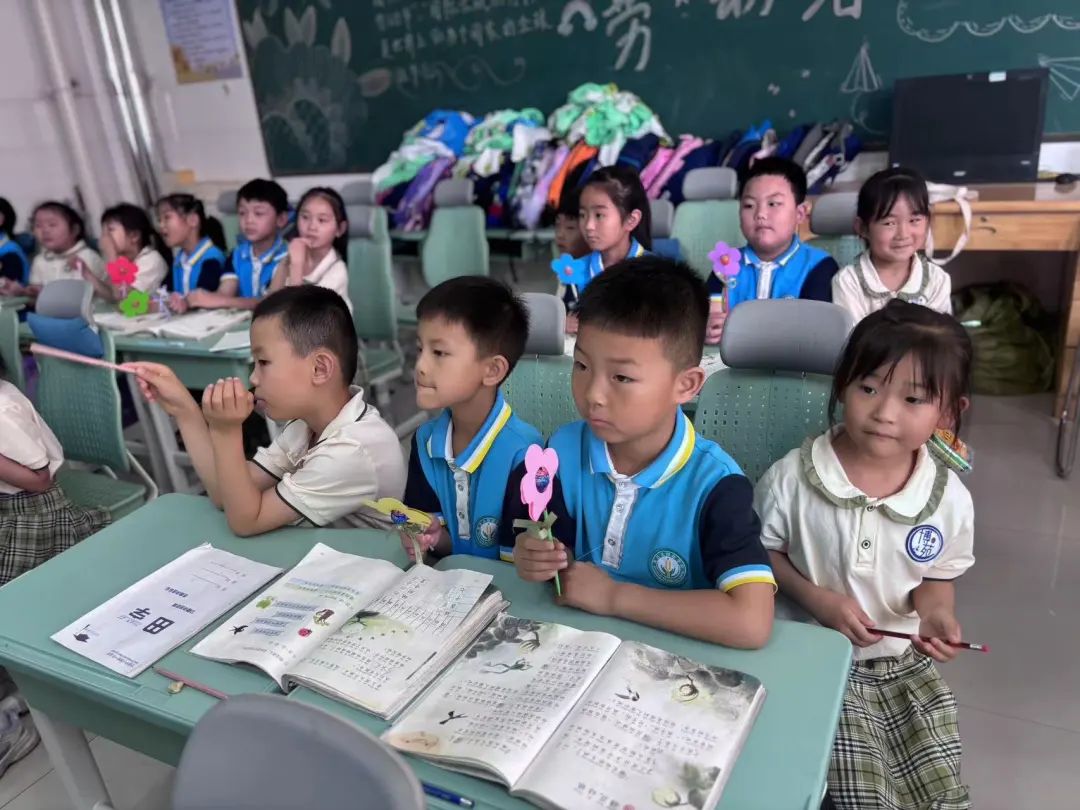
top-left (671, 168), bottom-right (743, 279)
top-left (809, 190), bottom-right (863, 268)
top-left (421, 179), bottom-right (489, 286)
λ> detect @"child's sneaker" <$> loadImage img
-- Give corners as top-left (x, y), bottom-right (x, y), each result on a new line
top-left (0, 708), bottom-right (40, 779)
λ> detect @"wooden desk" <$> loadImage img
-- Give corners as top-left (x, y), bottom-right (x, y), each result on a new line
top-left (805, 182), bottom-right (1080, 412)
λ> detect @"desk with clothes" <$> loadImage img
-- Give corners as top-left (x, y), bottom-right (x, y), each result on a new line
top-left (804, 181), bottom-right (1080, 413)
top-left (0, 494), bottom-right (851, 810)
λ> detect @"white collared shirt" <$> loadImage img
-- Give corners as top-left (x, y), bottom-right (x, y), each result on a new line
top-left (28, 240), bottom-right (105, 287)
top-left (131, 246), bottom-right (169, 294)
top-left (754, 430), bottom-right (974, 659)
top-left (302, 249), bottom-right (352, 312)
top-left (831, 253), bottom-right (952, 322)
top-left (0, 381), bottom-right (64, 494)
top-left (252, 387), bottom-right (406, 528)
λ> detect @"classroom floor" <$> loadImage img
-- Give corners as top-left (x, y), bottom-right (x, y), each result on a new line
top-left (1, 393), bottom-right (1079, 809)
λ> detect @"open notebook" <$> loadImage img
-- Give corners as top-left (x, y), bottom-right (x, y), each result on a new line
top-left (385, 615), bottom-right (765, 810)
top-left (95, 309), bottom-right (250, 340)
top-left (191, 544), bottom-right (507, 719)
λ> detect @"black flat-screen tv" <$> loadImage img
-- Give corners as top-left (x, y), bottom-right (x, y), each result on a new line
top-left (889, 68), bottom-right (1049, 184)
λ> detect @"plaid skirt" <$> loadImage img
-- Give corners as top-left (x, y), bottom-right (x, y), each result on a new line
top-left (0, 486), bottom-right (109, 587)
top-left (829, 648), bottom-right (970, 810)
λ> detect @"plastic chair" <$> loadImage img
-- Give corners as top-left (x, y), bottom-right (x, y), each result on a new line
top-left (671, 167), bottom-right (744, 280)
top-left (421, 179), bottom-right (489, 286)
top-left (341, 179), bottom-right (389, 242)
top-left (650, 198), bottom-right (682, 261)
top-left (809, 190), bottom-right (863, 268)
top-left (694, 299), bottom-right (854, 483)
top-left (503, 293), bottom-right (579, 439)
top-left (0, 306), bottom-right (25, 391)
top-left (215, 189), bottom-right (241, 251)
top-left (34, 327), bottom-right (156, 517)
top-left (172, 693), bottom-right (424, 810)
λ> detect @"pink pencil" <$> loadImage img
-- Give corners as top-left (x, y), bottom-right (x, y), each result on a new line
top-left (875, 628), bottom-right (989, 653)
top-left (152, 667), bottom-right (229, 700)
top-left (30, 342), bottom-right (138, 374)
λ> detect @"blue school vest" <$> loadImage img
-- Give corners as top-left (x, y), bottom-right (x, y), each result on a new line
top-left (549, 415), bottom-right (773, 591)
top-left (231, 238), bottom-right (287, 298)
top-left (726, 237), bottom-right (832, 308)
top-left (0, 234), bottom-right (29, 284)
top-left (414, 391), bottom-right (542, 560)
top-left (583, 237), bottom-right (647, 284)
top-left (172, 238), bottom-right (226, 294)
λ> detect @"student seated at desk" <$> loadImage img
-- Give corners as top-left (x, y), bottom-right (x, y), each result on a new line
top-left (755, 301), bottom-right (974, 809)
top-left (156, 193), bottom-right (229, 314)
top-left (269, 187), bottom-right (352, 312)
top-left (400, 277), bottom-right (541, 563)
top-left (0, 197), bottom-right (29, 289)
top-left (831, 167), bottom-right (952, 323)
top-left (132, 286), bottom-right (405, 536)
top-left (0, 352), bottom-right (110, 771)
top-left (186, 179), bottom-right (290, 312)
top-left (705, 157), bottom-right (838, 344)
top-left (0, 202), bottom-right (105, 300)
top-left (83, 204), bottom-right (170, 302)
top-left (507, 257), bottom-right (775, 648)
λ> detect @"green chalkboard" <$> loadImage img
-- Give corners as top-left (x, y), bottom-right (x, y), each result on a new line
top-left (235, 0), bottom-right (1080, 175)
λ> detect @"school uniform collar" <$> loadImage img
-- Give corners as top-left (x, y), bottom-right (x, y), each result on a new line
top-left (586, 237), bottom-right (646, 278)
top-left (43, 239), bottom-right (88, 262)
top-left (176, 237), bottom-right (213, 270)
top-left (307, 248), bottom-right (340, 282)
top-left (741, 236), bottom-right (803, 270)
top-left (242, 236), bottom-right (287, 265)
top-left (801, 429), bottom-right (948, 525)
top-left (855, 253), bottom-right (931, 302)
top-left (426, 390), bottom-right (513, 474)
top-left (588, 411), bottom-right (696, 489)
top-left (308, 386), bottom-right (370, 448)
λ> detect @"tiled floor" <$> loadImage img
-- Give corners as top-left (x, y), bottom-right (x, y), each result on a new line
top-left (1, 394), bottom-right (1079, 808)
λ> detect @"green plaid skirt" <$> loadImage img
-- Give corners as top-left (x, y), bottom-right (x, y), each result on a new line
top-left (0, 486), bottom-right (109, 587)
top-left (829, 648), bottom-right (970, 810)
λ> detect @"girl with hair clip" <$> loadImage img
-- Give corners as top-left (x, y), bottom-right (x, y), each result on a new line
top-left (269, 186), bottom-right (352, 312)
top-left (563, 165), bottom-right (651, 333)
top-left (156, 193), bottom-right (229, 313)
top-left (755, 300), bottom-right (976, 809)
top-left (11, 201), bottom-right (105, 298)
top-left (83, 203), bottom-right (171, 302)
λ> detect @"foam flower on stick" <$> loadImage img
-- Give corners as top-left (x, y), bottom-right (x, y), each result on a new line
top-left (364, 498), bottom-right (434, 565)
top-left (106, 257), bottom-right (138, 287)
top-left (513, 445), bottom-right (562, 596)
top-left (119, 289), bottom-right (150, 318)
top-left (708, 241), bottom-right (742, 310)
top-left (550, 253), bottom-right (590, 305)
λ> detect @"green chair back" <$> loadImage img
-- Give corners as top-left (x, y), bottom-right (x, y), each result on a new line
top-left (809, 235), bottom-right (863, 269)
top-left (503, 355), bottom-right (579, 440)
top-left (694, 369), bottom-right (833, 484)
top-left (35, 329), bottom-right (130, 472)
top-left (346, 206), bottom-right (398, 344)
top-left (672, 199), bottom-right (744, 280)
top-left (215, 189), bottom-right (240, 251)
top-left (420, 180), bottom-right (489, 286)
top-left (0, 307), bottom-right (25, 391)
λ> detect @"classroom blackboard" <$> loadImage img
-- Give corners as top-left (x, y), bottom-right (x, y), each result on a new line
top-left (235, 0), bottom-right (1080, 175)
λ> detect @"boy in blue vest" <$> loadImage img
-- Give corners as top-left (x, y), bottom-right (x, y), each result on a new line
top-left (402, 276), bottom-right (542, 562)
top-left (508, 257), bottom-right (775, 647)
top-left (186, 178), bottom-right (289, 311)
top-left (705, 157), bottom-right (838, 344)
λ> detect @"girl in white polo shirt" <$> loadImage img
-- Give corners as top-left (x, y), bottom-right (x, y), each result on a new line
top-left (754, 300), bottom-right (975, 810)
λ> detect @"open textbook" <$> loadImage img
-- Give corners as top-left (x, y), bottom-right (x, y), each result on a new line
top-left (94, 309), bottom-right (250, 340)
top-left (385, 615), bottom-right (765, 810)
top-left (191, 544), bottom-right (507, 719)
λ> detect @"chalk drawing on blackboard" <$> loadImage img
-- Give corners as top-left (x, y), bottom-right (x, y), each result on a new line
top-left (768, 84), bottom-right (780, 96)
top-left (840, 41), bottom-right (880, 94)
top-left (558, 1), bottom-right (599, 36)
top-left (801, 69), bottom-right (811, 79)
top-left (1039, 55), bottom-right (1080, 102)
top-left (421, 57), bottom-right (529, 95)
top-left (789, 109), bottom-right (797, 118)
top-left (896, 1), bottom-right (1080, 44)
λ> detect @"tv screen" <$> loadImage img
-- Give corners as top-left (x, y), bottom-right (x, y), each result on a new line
top-left (889, 69), bottom-right (1049, 184)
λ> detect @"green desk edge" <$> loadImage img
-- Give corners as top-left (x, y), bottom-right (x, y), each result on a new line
top-left (0, 495), bottom-right (849, 810)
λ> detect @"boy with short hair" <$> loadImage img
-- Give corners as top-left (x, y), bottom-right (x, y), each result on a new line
top-left (508, 257), bottom-right (775, 647)
top-left (706, 157), bottom-right (838, 344)
top-left (402, 276), bottom-right (542, 563)
top-left (133, 286), bottom-right (405, 536)
top-left (187, 178), bottom-right (290, 311)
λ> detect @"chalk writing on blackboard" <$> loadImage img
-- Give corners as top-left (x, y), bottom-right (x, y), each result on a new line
top-left (802, 0), bottom-right (861, 23)
top-left (603, 1), bottom-right (652, 72)
top-left (1039, 55), bottom-right (1080, 102)
top-left (708, 0), bottom-right (860, 22)
top-left (896, 1), bottom-right (1080, 44)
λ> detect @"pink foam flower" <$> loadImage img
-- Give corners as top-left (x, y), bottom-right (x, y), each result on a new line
top-left (520, 444), bottom-right (559, 522)
top-left (107, 257), bottom-right (138, 286)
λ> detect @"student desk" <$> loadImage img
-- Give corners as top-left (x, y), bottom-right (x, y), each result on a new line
top-left (806, 181), bottom-right (1080, 413)
top-left (0, 494), bottom-right (851, 810)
